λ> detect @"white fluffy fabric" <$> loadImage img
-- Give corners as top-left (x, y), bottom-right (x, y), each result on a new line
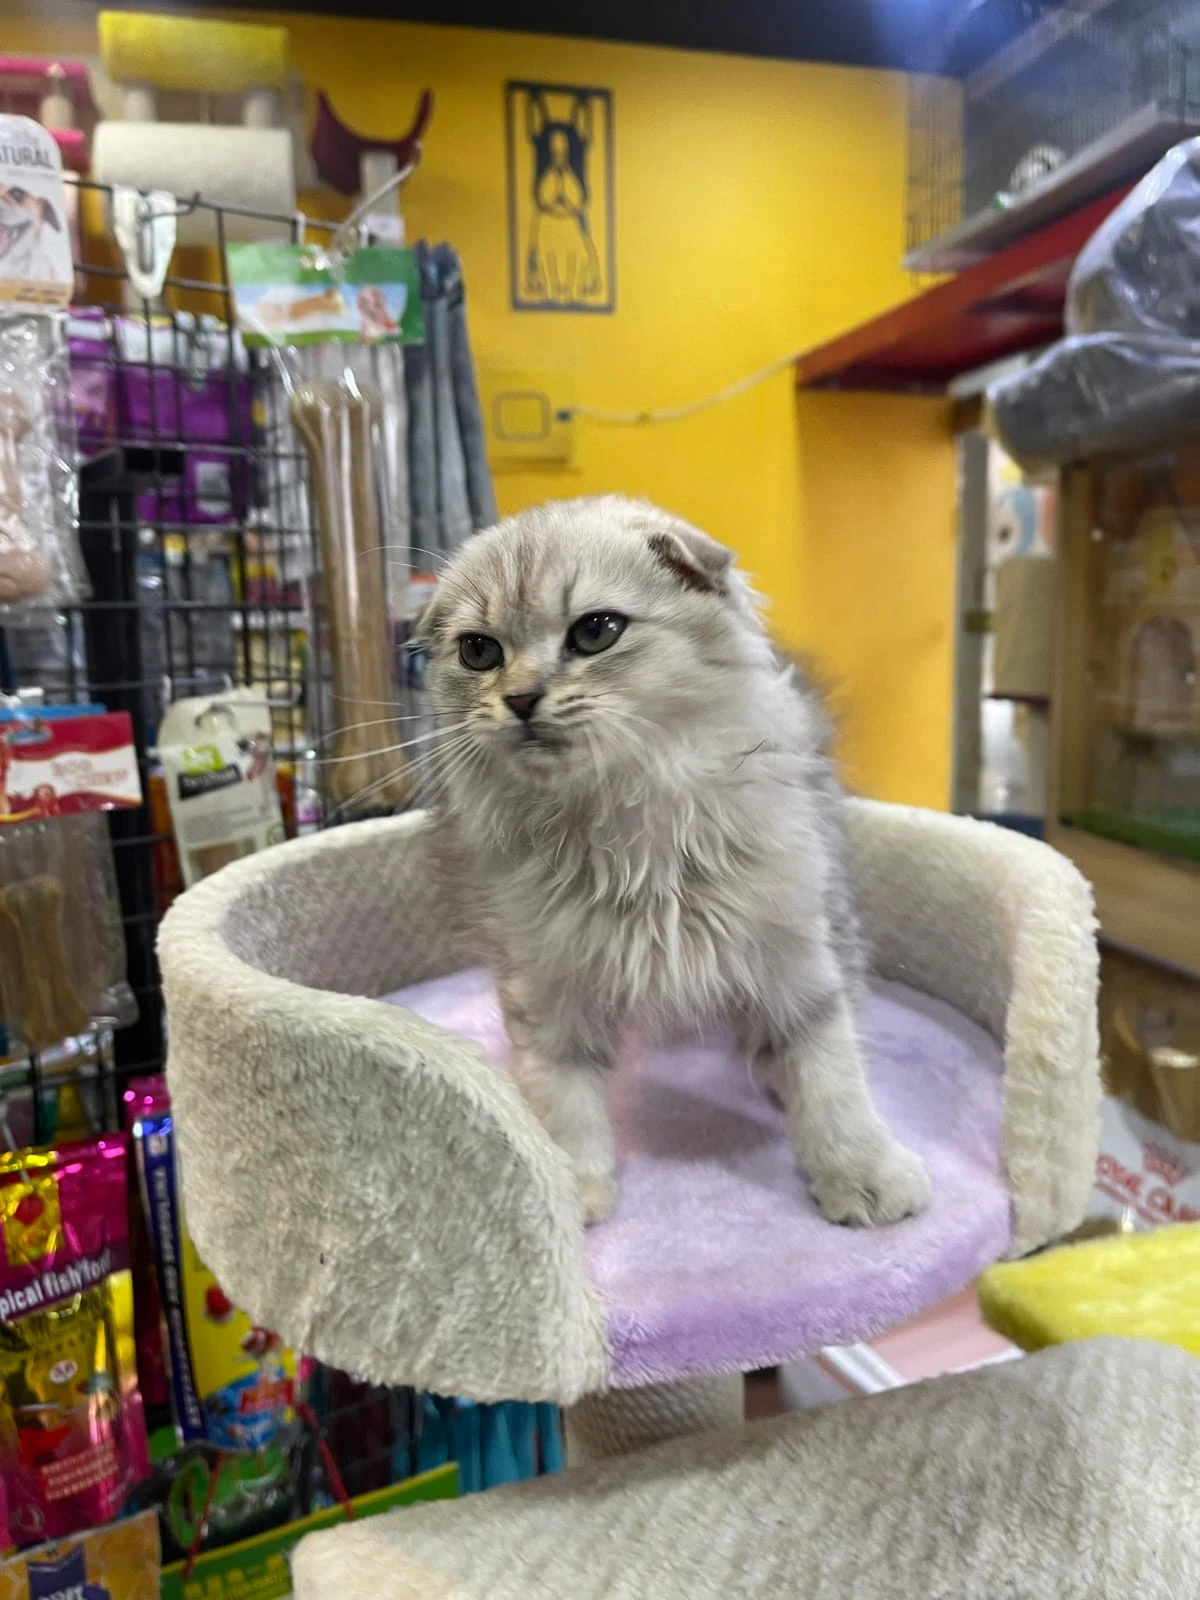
top-left (292, 1340), bottom-right (1198, 1599)
top-left (846, 802), bottom-right (1100, 1255)
top-left (158, 813), bottom-right (609, 1404)
top-left (157, 801), bottom-right (1098, 1401)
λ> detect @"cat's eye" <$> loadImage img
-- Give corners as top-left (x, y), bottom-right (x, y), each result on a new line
top-left (458, 633), bottom-right (504, 671)
top-left (566, 612), bottom-right (627, 656)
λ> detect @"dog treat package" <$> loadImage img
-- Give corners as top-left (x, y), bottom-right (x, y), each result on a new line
top-left (0, 117), bottom-right (84, 616)
top-left (0, 1507), bottom-right (160, 1600)
top-left (226, 243), bottom-right (423, 350)
top-left (0, 1135), bottom-right (150, 1548)
top-left (156, 690), bottom-right (285, 887)
top-left (127, 1079), bottom-right (303, 1559)
top-left (0, 705), bottom-right (141, 1053)
top-left (228, 242), bottom-right (424, 817)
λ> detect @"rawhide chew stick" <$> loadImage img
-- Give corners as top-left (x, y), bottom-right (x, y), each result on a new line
top-left (0, 874), bottom-right (89, 1048)
top-left (0, 387), bottom-right (51, 605)
top-left (290, 378), bottom-right (412, 812)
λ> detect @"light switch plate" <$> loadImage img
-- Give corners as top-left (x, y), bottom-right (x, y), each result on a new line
top-left (480, 369), bottom-right (575, 467)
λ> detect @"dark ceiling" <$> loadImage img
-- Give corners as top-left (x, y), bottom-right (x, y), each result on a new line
top-left (201, 0), bottom-right (1059, 75)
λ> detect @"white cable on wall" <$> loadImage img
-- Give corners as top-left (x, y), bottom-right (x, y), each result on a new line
top-left (567, 348), bottom-right (804, 426)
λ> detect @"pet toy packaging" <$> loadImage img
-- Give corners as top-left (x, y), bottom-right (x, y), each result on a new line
top-left (0, 705), bottom-right (141, 1050)
top-left (0, 117), bottom-right (85, 615)
top-left (0, 1135), bottom-right (150, 1549)
top-left (127, 1080), bottom-right (302, 1559)
top-left (157, 692), bottom-right (285, 887)
top-left (0, 1507), bottom-right (160, 1599)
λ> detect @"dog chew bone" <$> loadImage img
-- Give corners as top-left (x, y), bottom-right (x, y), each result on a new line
top-left (290, 378), bottom-right (412, 812)
top-left (0, 387), bottom-right (51, 605)
top-left (0, 875), bottom-right (90, 1049)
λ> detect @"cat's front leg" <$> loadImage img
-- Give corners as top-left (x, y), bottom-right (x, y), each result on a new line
top-left (750, 984), bottom-right (931, 1227)
top-left (499, 977), bottom-right (619, 1226)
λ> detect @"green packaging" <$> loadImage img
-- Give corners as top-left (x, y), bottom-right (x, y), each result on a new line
top-left (226, 245), bottom-right (424, 348)
top-left (160, 1462), bottom-right (459, 1600)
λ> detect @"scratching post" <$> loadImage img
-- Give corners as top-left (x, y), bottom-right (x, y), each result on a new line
top-left (0, 58), bottom-right (96, 176)
top-left (93, 11), bottom-right (297, 243)
top-left (288, 1341), bottom-right (1200, 1600)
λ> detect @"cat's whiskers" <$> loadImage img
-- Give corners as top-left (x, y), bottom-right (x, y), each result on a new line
top-left (314, 722), bottom-right (472, 766)
top-left (320, 727), bottom-right (478, 816)
top-left (313, 712), bottom-right (463, 747)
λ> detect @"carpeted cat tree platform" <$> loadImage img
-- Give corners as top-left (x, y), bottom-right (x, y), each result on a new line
top-left (157, 798), bottom-right (1183, 1599)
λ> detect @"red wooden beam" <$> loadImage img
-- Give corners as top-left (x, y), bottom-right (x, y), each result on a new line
top-left (796, 184), bottom-right (1133, 393)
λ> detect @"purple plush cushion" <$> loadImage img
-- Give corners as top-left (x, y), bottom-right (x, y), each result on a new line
top-left (384, 972), bottom-right (1011, 1388)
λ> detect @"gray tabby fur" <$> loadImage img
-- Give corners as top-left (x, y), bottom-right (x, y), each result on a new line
top-left (417, 496), bottom-right (929, 1226)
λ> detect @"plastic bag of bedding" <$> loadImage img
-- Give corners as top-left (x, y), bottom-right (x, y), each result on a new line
top-left (987, 333), bottom-right (1200, 473)
top-left (1068, 135), bottom-right (1200, 339)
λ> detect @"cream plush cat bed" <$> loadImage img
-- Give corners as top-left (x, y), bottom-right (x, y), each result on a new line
top-left (159, 799), bottom-right (1100, 1411)
top-left (291, 1339), bottom-right (1200, 1600)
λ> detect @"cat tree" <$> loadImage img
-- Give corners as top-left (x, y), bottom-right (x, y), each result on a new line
top-left (159, 800), bottom-right (1200, 1596)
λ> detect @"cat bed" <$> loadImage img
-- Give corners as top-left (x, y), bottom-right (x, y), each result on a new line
top-left (389, 970), bottom-right (1012, 1387)
top-left (979, 1221), bottom-right (1200, 1355)
top-left (292, 1339), bottom-right (1200, 1600)
top-left (158, 800), bottom-right (1100, 1405)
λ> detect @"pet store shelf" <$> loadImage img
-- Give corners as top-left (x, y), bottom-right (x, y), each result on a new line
top-left (795, 185), bottom-right (1130, 395)
top-left (906, 106), bottom-right (1200, 275)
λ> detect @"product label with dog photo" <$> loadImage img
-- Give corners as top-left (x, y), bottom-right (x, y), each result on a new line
top-left (0, 116), bottom-right (72, 307)
top-left (227, 244), bottom-right (424, 347)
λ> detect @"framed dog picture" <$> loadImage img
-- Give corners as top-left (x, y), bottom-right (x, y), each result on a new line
top-left (505, 81), bottom-right (615, 314)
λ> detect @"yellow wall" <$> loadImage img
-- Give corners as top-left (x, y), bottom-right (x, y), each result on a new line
top-left (2, 1), bottom-right (955, 806)
top-left (796, 394), bottom-right (956, 806)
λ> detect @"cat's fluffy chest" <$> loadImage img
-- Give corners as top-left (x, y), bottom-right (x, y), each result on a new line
top-left (483, 792), bottom-right (819, 1026)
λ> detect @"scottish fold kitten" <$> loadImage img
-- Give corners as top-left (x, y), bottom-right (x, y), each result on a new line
top-left (417, 496), bottom-right (930, 1228)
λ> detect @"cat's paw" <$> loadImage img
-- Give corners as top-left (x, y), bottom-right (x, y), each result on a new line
top-left (809, 1141), bottom-right (931, 1227)
top-left (577, 1172), bottom-right (619, 1226)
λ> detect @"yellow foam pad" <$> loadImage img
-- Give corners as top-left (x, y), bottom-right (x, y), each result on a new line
top-left (99, 11), bottom-right (288, 93)
top-left (978, 1222), bottom-right (1200, 1356)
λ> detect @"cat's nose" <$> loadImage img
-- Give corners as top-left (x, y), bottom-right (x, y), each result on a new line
top-left (503, 690), bottom-right (544, 722)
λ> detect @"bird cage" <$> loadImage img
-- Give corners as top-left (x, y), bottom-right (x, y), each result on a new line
top-left (907, 0), bottom-right (1200, 271)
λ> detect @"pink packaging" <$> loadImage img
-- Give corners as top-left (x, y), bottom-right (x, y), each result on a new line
top-left (0, 1134), bottom-right (149, 1547)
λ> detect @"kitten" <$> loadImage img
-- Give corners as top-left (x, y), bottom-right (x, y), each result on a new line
top-left (417, 496), bottom-right (931, 1228)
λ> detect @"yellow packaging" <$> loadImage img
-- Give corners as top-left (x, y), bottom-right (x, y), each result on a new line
top-left (176, 1234), bottom-right (299, 1452)
top-left (0, 1507), bottom-right (160, 1599)
top-left (134, 1093), bottom-right (297, 1451)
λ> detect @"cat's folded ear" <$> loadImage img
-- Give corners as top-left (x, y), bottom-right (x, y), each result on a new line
top-left (642, 514), bottom-right (734, 597)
